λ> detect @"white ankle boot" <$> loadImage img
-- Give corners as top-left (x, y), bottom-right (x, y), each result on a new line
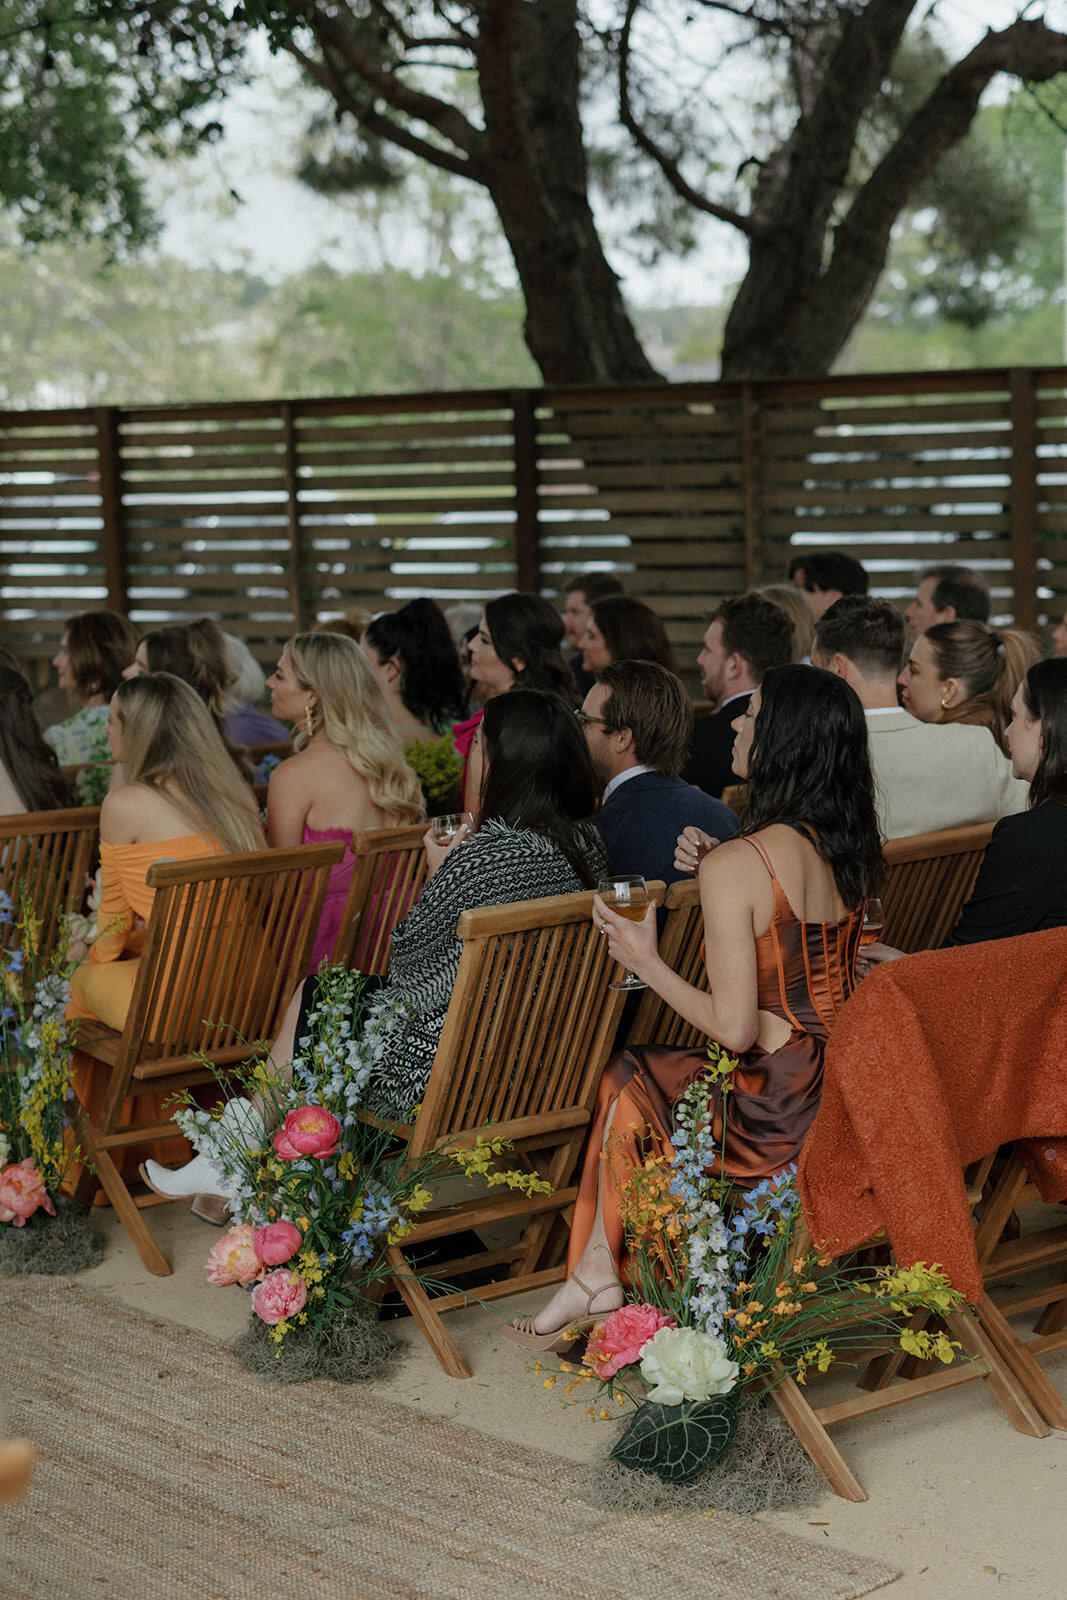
top-left (142, 1097), bottom-right (266, 1202)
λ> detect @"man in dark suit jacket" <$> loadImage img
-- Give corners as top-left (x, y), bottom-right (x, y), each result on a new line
top-left (581, 660), bottom-right (739, 887)
top-left (682, 593), bottom-right (794, 798)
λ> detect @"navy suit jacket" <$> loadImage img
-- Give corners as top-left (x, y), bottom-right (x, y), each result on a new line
top-left (681, 693), bottom-right (750, 798)
top-left (591, 771), bottom-right (739, 888)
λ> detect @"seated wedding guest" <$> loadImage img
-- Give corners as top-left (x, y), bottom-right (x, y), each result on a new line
top-left (562, 571), bottom-right (625, 696)
top-left (265, 632), bottom-right (423, 972)
top-left (0, 667), bottom-right (76, 814)
top-left (123, 618), bottom-right (253, 782)
top-left (1052, 607), bottom-right (1067, 659)
top-left (813, 597), bottom-right (1027, 836)
top-left (757, 583), bottom-right (814, 662)
top-left (905, 563), bottom-right (990, 643)
top-left (142, 689), bottom-right (609, 1201)
top-left (899, 619), bottom-right (1040, 758)
top-left (504, 665), bottom-right (881, 1348)
top-left (865, 659), bottom-right (1067, 957)
top-left (582, 660), bottom-right (737, 886)
top-left (459, 592), bottom-right (578, 807)
top-left (221, 634), bottom-right (289, 746)
top-left (788, 550), bottom-right (868, 620)
top-left (443, 601), bottom-right (483, 650)
top-left (362, 599), bottom-right (467, 799)
top-left (68, 674), bottom-right (264, 1033)
top-left (580, 595), bottom-right (676, 678)
top-left (44, 610), bottom-right (138, 767)
top-left (681, 593), bottom-right (793, 798)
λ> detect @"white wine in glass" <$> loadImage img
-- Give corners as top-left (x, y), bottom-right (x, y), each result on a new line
top-left (597, 875), bottom-right (650, 991)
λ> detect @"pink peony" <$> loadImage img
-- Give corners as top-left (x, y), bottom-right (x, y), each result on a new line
top-left (253, 1220), bottom-right (303, 1266)
top-left (273, 1105), bottom-right (341, 1161)
top-left (252, 1268), bottom-right (308, 1326)
top-left (584, 1303), bottom-right (677, 1379)
top-left (205, 1224), bottom-right (263, 1286)
top-left (0, 1159), bottom-right (56, 1228)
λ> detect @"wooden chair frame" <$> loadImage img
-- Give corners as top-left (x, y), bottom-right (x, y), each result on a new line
top-left (625, 877), bottom-right (705, 1050)
top-left (881, 821), bottom-right (993, 953)
top-left (0, 806), bottom-right (99, 960)
top-left (378, 885), bottom-right (662, 1378)
top-left (331, 822), bottom-right (429, 973)
top-left (72, 840), bottom-right (343, 1275)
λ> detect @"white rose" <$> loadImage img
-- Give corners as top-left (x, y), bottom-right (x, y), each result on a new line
top-left (638, 1325), bottom-right (739, 1405)
top-left (0, 1132), bottom-right (9, 1168)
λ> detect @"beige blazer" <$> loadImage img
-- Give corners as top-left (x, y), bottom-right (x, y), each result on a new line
top-left (865, 709), bottom-right (1028, 840)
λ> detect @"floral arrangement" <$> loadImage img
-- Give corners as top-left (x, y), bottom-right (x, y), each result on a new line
top-left (0, 889), bottom-right (101, 1272)
top-left (176, 966), bottom-right (552, 1379)
top-left (403, 734), bottom-right (463, 813)
top-left (537, 1044), bottom-right (968, 1485)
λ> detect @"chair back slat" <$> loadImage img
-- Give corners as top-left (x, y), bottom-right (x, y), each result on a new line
top-left (625, 877), bottom-right (706, 1049)
top-left (332, 823), bottom-right (428, 972)
top-left (0, 807), bottom-right (99, 959)
top-left (408, 887), bottom-right (656, 1157)
top-left (881, 821), bottom-right (994, 954)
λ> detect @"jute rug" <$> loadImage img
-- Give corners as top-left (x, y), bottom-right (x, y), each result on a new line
top-left (0, 1280), bottom-right (900, 1600)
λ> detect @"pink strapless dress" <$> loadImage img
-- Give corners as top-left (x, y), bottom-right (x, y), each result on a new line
top-left (303, 823), bottom-right (356, 973)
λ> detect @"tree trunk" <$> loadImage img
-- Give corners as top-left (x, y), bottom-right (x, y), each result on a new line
top-left (477, 0), bottom-right (662, 386)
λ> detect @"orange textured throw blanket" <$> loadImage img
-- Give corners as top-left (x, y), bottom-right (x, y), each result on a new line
top-left (798, 927), bottom-right (1067, 1302)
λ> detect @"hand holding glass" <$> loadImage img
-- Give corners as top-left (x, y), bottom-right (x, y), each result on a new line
top-left (860, 896), bottom-right (885, 948)
top-left (430, 812), bottom-right (473, 844)
top-left (596, 875), bottom-right (650, 990)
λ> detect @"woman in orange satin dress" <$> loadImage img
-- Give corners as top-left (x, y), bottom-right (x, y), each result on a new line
top-left (506, 663), bottom-right (883, 1347)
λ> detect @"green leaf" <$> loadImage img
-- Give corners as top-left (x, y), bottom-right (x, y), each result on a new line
top-left (609, 1395), bottom-right (739, 1483)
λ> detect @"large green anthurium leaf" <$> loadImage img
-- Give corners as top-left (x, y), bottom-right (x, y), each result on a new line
top-left (609, 1395), bottom-right (739, 1482)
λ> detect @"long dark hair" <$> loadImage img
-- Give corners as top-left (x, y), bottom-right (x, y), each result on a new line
top-left (743, 664), bottom-right (882, 907)
top-left (1022, 658), bottom-right (1067, 809)
top-left (0, 668), bottom-right (76, 811)
top-left (484, 593), bottom-right (578, 705)
top-left (363, 599), bottom-right (467, 728)
top-left (590, 595), bottom-right (677, 673)
top-left (478, 689), bottom-right (599, 885)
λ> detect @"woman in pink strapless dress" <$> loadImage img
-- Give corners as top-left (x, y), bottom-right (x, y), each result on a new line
top-left (264, 633), bottom-right (424, 972)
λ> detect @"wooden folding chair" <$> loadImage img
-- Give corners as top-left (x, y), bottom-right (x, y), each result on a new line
top-left (624, 877), bottom-right (705, 1049)
top-left (71, 840), bottom-right (343, 1274)
top-left (380, 885), bottom-right (661, 1378)
top-left (331, 822), bottom-right (429, 973)
top-left (0, 806), bottom-right (99, 959)
top-left (881, 821), bottom-right (993, 953)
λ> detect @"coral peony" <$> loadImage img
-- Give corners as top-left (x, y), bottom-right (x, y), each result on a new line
top-left (584, 1303), bottom-right (676, 1379)
top-left (638, 1325), bottom-right (739, 1405)
top-left (253, 1220), bottom-right (303, 1266)
top-left (206, 1224), bottom-right (263, 1286)
top-left (273, 1105), bottom-right (341, 1161)
top-left (0, 1158), bottom-right (56, 1227)
top-left (253, 1268), bottom-right (308, 1325)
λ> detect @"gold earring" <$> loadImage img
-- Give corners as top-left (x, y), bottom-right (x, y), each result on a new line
top-left (305, 703), bottom-right (316, 739)
top-left (940, 697), bottom-right (950, 709)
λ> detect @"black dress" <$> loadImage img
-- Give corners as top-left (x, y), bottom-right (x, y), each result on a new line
top-left (943, 799), bottom-right (1067, 946)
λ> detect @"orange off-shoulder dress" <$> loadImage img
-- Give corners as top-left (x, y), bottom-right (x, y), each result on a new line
top-left (567, 837), bottom-right (864, 1280)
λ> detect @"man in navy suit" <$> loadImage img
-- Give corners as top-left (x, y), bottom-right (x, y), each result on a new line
top-left (681, 593), bottom-right (793, 798)
top-left (581, 660), bottom-right (739, 887)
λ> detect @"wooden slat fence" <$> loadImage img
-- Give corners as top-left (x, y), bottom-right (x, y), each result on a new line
top-left (2, 368), bottom-right (1064, 686)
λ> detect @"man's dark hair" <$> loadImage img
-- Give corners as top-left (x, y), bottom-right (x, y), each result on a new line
top-left (919, 564), bottom-right (990, 624)
top-left (713, 594), bottom-right (793, 683)
top-left (597, 659), bottom-right (693, 777)
top-left (566, 571), bottom-right (625, 604)
top-left (814, 596), bottom-right (905, 679)
top-left (792, 550), bottom-right (868, 597)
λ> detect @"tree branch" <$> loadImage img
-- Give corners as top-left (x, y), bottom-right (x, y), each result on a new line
top-left (617, 0), bottom-right (757, 236)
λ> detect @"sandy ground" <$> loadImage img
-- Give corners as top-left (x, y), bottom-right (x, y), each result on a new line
top-left (57, 1201), bottom-right (1067, 1600)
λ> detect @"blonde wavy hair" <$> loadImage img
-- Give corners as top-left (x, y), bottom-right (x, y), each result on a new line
top-left (756, 584), bottom-right (815, 663)
top-left (285, 633), bottom-right (423, 822)
top-left (115, 674), bottom-right (264, 855)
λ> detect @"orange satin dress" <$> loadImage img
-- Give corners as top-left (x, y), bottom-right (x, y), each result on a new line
top-left (566, 836), bottom-right (864, 1280)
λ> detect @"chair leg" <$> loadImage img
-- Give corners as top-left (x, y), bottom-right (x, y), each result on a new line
top-left (976, 1294), bottom-right (1067, 1432)
top-left (766, 1374), bottom-right (868, 1503)
top-left (83, 1130), bottom-right (172, 1277)
top-left (946, 1310), bottom-right (1048, 1438)
top-left (384, 1244), bottom-right (471, 1379)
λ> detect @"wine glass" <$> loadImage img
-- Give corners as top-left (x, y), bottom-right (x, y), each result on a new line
top-left (430, 811), bottom-right (473, 844)
top-left (860, 896), bottom-right (885, 948)
top-left (597, 874), bottom-right (650, 991)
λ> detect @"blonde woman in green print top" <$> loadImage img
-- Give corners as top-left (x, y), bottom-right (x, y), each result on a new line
top-left (360, 599), bottom-right (468, 811)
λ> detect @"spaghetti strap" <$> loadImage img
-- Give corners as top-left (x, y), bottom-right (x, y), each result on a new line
top-left (742, 835), bottom-right (779, 885)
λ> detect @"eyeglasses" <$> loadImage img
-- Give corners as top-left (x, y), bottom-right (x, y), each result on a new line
top-left (574, 710), bottom-right (614, 729)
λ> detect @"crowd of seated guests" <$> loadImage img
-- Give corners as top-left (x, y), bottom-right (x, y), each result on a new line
top-left (6, 554), bottom-right (1067, 1280)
